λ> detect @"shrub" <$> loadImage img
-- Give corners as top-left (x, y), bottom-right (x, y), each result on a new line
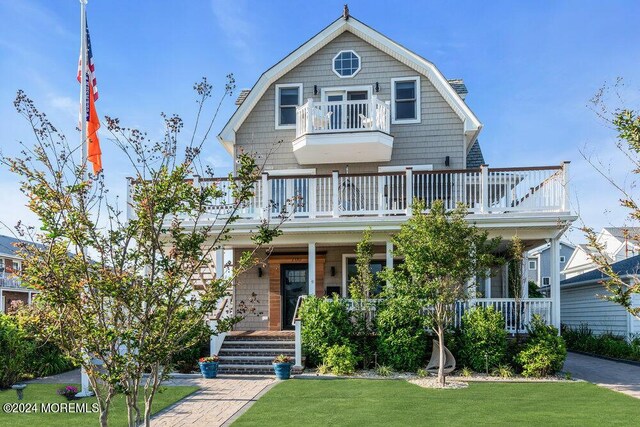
top-left (516, 316), bottom-right (566, 377)
top-left (171, 320), bottom-right (211, 373)
top-left (459, 306), bottom-right (508, 372)
top-left (562, 324), bottom-right (640, 362)
top-left (460, 366), bottom-right (473, 377)
top-left (299, 297), bottom-right (353, 366)
top-left (417, 368), bottom-right (428, 378)
top-left (492, 365), bottom-right (514, 378)
top-left (0, 314), bottom-right (34, 389)
top-left (324, 344), bottom-right (357, 375)
top-left (375, 295), bottom-right (427, 371)
top-left (375, 365), bottom-right (392, 377)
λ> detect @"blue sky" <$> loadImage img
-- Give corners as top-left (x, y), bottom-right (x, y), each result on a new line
top-left (0, 0), bottom-right (639, 242)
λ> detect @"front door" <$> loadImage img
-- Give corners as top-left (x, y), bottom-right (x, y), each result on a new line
top-left (281, 264), bottom-right (308, 330)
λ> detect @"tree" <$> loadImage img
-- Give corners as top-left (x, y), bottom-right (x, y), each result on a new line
top-left (507, 236), bottom-right (526, 341)
top-left (389, 199), bottom-right (499, 386)
top-left (348, 228), bottom-right (376, 368)
top-left (2, 77), bottom-right (291, 426)
top-left (582, 79), bottom-right (640, 319)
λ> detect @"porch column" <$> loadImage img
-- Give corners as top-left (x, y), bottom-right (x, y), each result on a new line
top-left (28, 291), bottom-right (32, 305)
top-left (386, 241), bottom-right (393, 286)
top-left (0, 289), bottom-right (3, 313)
top-left (308, 242), bottom-right (316, 296)
top-left (550, 237), bottom-right (561, 331)
top-left (215, 247), bottom-right (224, 279)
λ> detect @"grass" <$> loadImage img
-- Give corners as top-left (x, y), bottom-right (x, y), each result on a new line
top-left (234, 379), bottom-right (640, 426)
top-left (0, 383), bottom-right (198, 427)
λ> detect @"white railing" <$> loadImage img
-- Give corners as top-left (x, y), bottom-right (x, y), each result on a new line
top-left (296, 95), bottom-right (391, 137)
top-left (454, 298), bottom-right (553, 334)
top-left (126, 163), bottom-right (570, 222)
top-left (0, 272), bottom-right (23, 289)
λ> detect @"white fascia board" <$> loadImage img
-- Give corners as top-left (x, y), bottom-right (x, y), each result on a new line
top-left (217, 16), bottom-right (482, 151)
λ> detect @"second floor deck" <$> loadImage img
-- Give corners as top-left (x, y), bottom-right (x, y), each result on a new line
top-left (127, 163), bottom-right (571, 226)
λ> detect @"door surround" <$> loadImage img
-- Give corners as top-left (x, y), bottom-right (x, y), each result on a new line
top-left (268, 254), bottom-right (325, 331)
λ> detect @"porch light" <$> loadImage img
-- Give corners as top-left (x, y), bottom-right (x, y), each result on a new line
top-left (258, 267), bottom-right (263, 278)
top-left (375, 82), bottom-right (379, 93)
top-left (314, 85), bottom-right (318, 95)
top-left (445, 156), bottom-right (450, 167)
top-left (331, 266), bottom-right (336, 277)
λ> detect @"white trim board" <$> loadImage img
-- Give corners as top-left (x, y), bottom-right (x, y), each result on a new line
top-left (218, 15), bottom-right (482, 154)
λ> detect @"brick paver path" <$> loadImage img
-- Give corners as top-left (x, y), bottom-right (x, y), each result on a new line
top-left (152, 375), bottom-right (275, 426)
top-left (564, 352), bottom-right (640, 399)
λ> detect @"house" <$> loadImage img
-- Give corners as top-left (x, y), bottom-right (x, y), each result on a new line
top-left (0, 234), bottom-right (37, 314)
top-left (563, 227), bottom-right (639, 279)
top-left (128, 9), bottom-right (575, 371)
top-left (561, 255), bottom-right (640, 338)
top-left (526, 241), bottom-right (574, 291)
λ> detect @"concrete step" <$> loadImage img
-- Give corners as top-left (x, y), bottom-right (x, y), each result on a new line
top-left (217, 364), bottom-right (303, 375)
top-left (219, 348), bottom-right (295, 356)
top-left (220, 340), bottom-right (294, 347)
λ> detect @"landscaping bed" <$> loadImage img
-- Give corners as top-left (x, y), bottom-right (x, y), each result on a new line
top-left (0, 383), bottom-right (198, 426)
top-left (233, 379), bottom-right (640, 426)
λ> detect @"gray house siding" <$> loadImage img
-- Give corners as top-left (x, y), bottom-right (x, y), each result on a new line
top-left (561, 284), bottom-right (630, 336)
top-left (235, 31), bottom-right (465, 174)
top-left (527, 243), bottom-right (573, 285)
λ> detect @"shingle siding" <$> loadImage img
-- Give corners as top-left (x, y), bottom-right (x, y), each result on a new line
top-left (236, 31), bottom-right (464, 173)
top-left (561, 284), bottom-right (629, 336)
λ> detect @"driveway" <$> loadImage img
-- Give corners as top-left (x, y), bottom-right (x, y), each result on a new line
top-left (564, 352), bottom-right (640, 399)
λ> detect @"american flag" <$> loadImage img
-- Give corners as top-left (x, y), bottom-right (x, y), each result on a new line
top-left (77, 17), bottom-right (98, 101)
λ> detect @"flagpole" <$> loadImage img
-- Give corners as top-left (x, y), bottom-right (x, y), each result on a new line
top-left (77, 0), bottom-right (94, 399)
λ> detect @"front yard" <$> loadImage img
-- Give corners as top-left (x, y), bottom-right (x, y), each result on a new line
top-left (234, 379), bottom-right (639, 426)
top-left (0, 383), bottom-right (198, 427)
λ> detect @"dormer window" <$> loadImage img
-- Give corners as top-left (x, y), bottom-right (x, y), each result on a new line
top-left (333, 50), bottom-right (361, 78)
top-left (275, 83), bottom-right (302, 129)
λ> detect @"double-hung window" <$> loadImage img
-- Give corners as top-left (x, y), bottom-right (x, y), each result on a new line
top-left (275, 83), bottom-right (302, 129)
top-left (391, 76), bottom-right (421, 124)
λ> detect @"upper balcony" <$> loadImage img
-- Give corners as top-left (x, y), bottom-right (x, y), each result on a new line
top-left (293, 96), bottom-right (393, 165)
top-left (128, 164), bottom-right (572, 230)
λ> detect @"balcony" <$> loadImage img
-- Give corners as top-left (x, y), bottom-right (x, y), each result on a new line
top-left (129, 164), bottom-right (570, 224)
top-left (0, 272), bottom-right (23, 289)
top-left (292, 96), bottom-right (393, 165)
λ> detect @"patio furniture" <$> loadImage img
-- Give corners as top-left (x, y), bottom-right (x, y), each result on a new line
top-left (426, 339), bottom-right (456, 374)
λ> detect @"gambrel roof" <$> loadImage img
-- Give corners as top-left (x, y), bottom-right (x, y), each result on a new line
top-left (217, 15), bottom-right (482, 154)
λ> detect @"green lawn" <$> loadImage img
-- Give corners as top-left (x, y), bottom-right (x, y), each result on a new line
top-left (0, 383), bottom-right (198, 427)
top-left (234, 379), bottom-right (640, 426)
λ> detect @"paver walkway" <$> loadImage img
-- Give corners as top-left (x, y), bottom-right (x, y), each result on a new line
top-left (152, 375), bottom-right (275, 427)
top-left (564, 351), bottom-right (640, 398)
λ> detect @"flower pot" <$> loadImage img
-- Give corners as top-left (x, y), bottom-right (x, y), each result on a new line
top-left (199, 361), bottom-right (219, 379)
top-left (273, 362), bottom-right (292, 380)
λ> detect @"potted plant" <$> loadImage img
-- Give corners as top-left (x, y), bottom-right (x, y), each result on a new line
top-left (273, 354), bottom-right (293, 380)
top-left (57, 385), bottom-right (78, 401)
top-left (198, 355), bottom-right (220, 379)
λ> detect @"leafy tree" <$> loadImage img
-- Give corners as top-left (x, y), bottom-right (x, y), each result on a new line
top-left (348, 228), bottom-right (377, 367)
top-left (2, 77), bottom-right (290, 427)
top-left (388, 199), bottom-right (499, 386)
top-left (507, 236), bottom-right (526, 341)
top-left (582, 79), bottom-right (640, 319)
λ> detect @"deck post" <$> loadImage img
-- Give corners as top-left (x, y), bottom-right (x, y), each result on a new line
top-left (550, 237), bottom-right (561, 333)
top-left (294, 319), bottom-right (302, 367)
top-left (0, 288), bottom-right (3, 313)
top-left (480, 164), bottom-right (489, 213)
top-left (370, 95), bottom-right (378, 131)
top-left (308, 242), bottom-right (316, 296)
top-left (306, 98), bottom-right (314, 133)
top-left (261, 172), bottom-right (269, 220)
top-left (332, 170), bottom-right (340, 218)
top-left (215, 248), bottom-right (224, 280)
top-left (309, 177), bottom-right (317, 219)
top-left (386, 240), bottom-right (393, 286)
top-left (562, 161), bottom-right (570, 211)
top-left (405, 167), bottom-right (413, 216)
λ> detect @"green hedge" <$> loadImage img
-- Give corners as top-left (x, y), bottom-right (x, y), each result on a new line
top-left (458, 306), bottom-right (508, 372)
top-left (299, 296), bottom-right (353, 366)
top-left (563, 324), bottom-right (640, 361)
top-left (516, 317), bottom-right (566, 377)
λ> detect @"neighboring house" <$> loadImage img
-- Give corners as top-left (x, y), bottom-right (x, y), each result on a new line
top-left (526, 241), bottom-right (575, 290)
top-left (0, 235), bottom-right (37, 314)
top-left (561, 255), bottom-right (640, 338)
top-left (563, 227), bottom-right (640, 279)
top-left (127, 10), bottom-right (575, 370)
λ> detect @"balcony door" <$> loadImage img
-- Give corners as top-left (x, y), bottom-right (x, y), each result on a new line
top-left (322, 87), bottom-right (371, 130)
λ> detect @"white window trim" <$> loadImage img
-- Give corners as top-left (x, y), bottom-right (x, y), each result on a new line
top-left (274, 83), bottom-right (303, 130)
top-left (378, 164), bottom-right (433, 173)
top-left (320, 85), bottom-right (373, 101)
top-left (529, 260), bottom-right (537, 270)
top-left (542, 277), bottom-right (550, 286)
top-left (332, 50), bottom-right (361, 79)
top-left (391, 76), bottom-right (421, 124)
top-left (342, 253), bottom-right (400, 297)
